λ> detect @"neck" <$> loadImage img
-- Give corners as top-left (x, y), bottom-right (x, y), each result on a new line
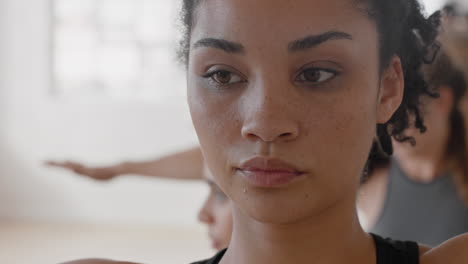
top-left (221, 196), bottom-right (374, 264)
top-left (394, 133), bottom-right (449, 183)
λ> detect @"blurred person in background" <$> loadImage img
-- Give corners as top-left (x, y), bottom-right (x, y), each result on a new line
top-left (442, 1), bottom-right (468, 133)
top-left (358, 46), bottom-right (468, 247)
top-left (442, 1), bottom-right (468, 78)
top-left (358, 4), bottom-right (468, 248)
top-left (47, 149), bottom-right (233, 251)
top-left (47, 147), bottom-right (204, 182)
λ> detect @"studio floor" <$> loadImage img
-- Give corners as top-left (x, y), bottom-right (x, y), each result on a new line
top-left (0, 221), bottom-right (213, 264)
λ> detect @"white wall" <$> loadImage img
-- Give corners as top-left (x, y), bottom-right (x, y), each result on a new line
top-left (0, 0), bottom-right (5, 131)
top-left (0, 0), bottom-right (206, 226)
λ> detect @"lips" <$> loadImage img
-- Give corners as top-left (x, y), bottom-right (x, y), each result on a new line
top-left (237, 157), bottom-right (305, 188)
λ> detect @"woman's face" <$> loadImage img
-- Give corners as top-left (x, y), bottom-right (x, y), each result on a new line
top-left (188, 0), bottom-right (403, 224)
top-left (198, 170), bottom-right (233, 250)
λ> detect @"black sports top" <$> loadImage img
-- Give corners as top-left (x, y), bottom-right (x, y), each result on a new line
top-left (191, 234), bottom-right (419, 264)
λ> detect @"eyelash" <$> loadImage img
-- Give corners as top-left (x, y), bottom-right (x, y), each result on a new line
top-left (294, 68), bottom-right (340, 86)
top-left (202, 67), bottom-right (340, 89)
top-left (202, 70), bottom-right (246, 89)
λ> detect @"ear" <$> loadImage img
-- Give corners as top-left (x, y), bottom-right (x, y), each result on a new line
top-left (377, 56), bottom-right (404, 124)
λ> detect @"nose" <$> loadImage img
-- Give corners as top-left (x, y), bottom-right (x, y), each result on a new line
top-left (241, 83), bottom-right (299, 143)
top-left (198, 197), bottom-right (214, 224)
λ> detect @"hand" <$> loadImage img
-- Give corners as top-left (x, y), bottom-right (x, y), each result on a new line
top-left (45, 161), bottom-right (122, 181)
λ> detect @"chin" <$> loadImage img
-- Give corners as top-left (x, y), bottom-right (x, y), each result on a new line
top-left (248, 208), bottom-right (309, 224)
top-left (236, 188), bottom-right (326, 224)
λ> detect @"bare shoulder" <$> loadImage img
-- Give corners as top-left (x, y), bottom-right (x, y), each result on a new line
top-left (421, 233), bottom-right (468, 264)
top-left (60, 259), bottom-right (141, 264)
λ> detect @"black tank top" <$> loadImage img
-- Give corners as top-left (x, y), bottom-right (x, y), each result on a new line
top-left (191, 234), bottom-right (419, 264)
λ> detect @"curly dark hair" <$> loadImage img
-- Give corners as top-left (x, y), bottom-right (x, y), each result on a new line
top-left (179, 0), bottom-right (440, 177)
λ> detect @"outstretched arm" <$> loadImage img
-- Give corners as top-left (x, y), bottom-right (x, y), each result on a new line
top-left (46, 147), bottom-right (204, 181)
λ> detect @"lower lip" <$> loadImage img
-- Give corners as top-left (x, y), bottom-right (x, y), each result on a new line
top-left (238, 169), bottom-right (304, 188)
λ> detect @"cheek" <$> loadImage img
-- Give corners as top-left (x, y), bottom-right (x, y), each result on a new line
top-left (301, 89), bottom-right (377, 196)
top-left (213, 201), bottom-right (233, 243)
top-left (214, 203), bottom-right (233, 240)
top-left (188, 76), bottom-right (242, 186)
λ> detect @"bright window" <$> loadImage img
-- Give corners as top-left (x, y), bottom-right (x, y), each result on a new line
top-left (53, 0), bottom-right (185, 99)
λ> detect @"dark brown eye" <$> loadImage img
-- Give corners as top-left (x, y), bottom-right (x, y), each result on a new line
top-left (303, 69), bottom-right (321, 82)
top-left (297, 68), bottom-right (337, 83)
top-left (213, 71), bottom-right (233, 84)
top-left (204, 69), bottom-right (243, 86)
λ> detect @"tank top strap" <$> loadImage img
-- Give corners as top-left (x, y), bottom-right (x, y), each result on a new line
top-left (371, 233), bottom-right (419, 264)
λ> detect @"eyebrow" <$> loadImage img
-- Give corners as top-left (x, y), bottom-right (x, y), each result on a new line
top-left (288, 31), bottom-right (353, 52)
top-left (193, 31), bottom-right (352, 55)
top-left (193, 38), bottom-right (245, 54)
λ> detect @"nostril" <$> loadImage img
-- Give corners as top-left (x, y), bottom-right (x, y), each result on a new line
top-left (245, 133), bottom-right (259, 141)
top-left (241, 122), bottom-right (299, 142)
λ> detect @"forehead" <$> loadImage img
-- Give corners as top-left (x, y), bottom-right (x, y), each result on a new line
top-left (191, 0), bottom-right (374, 45)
